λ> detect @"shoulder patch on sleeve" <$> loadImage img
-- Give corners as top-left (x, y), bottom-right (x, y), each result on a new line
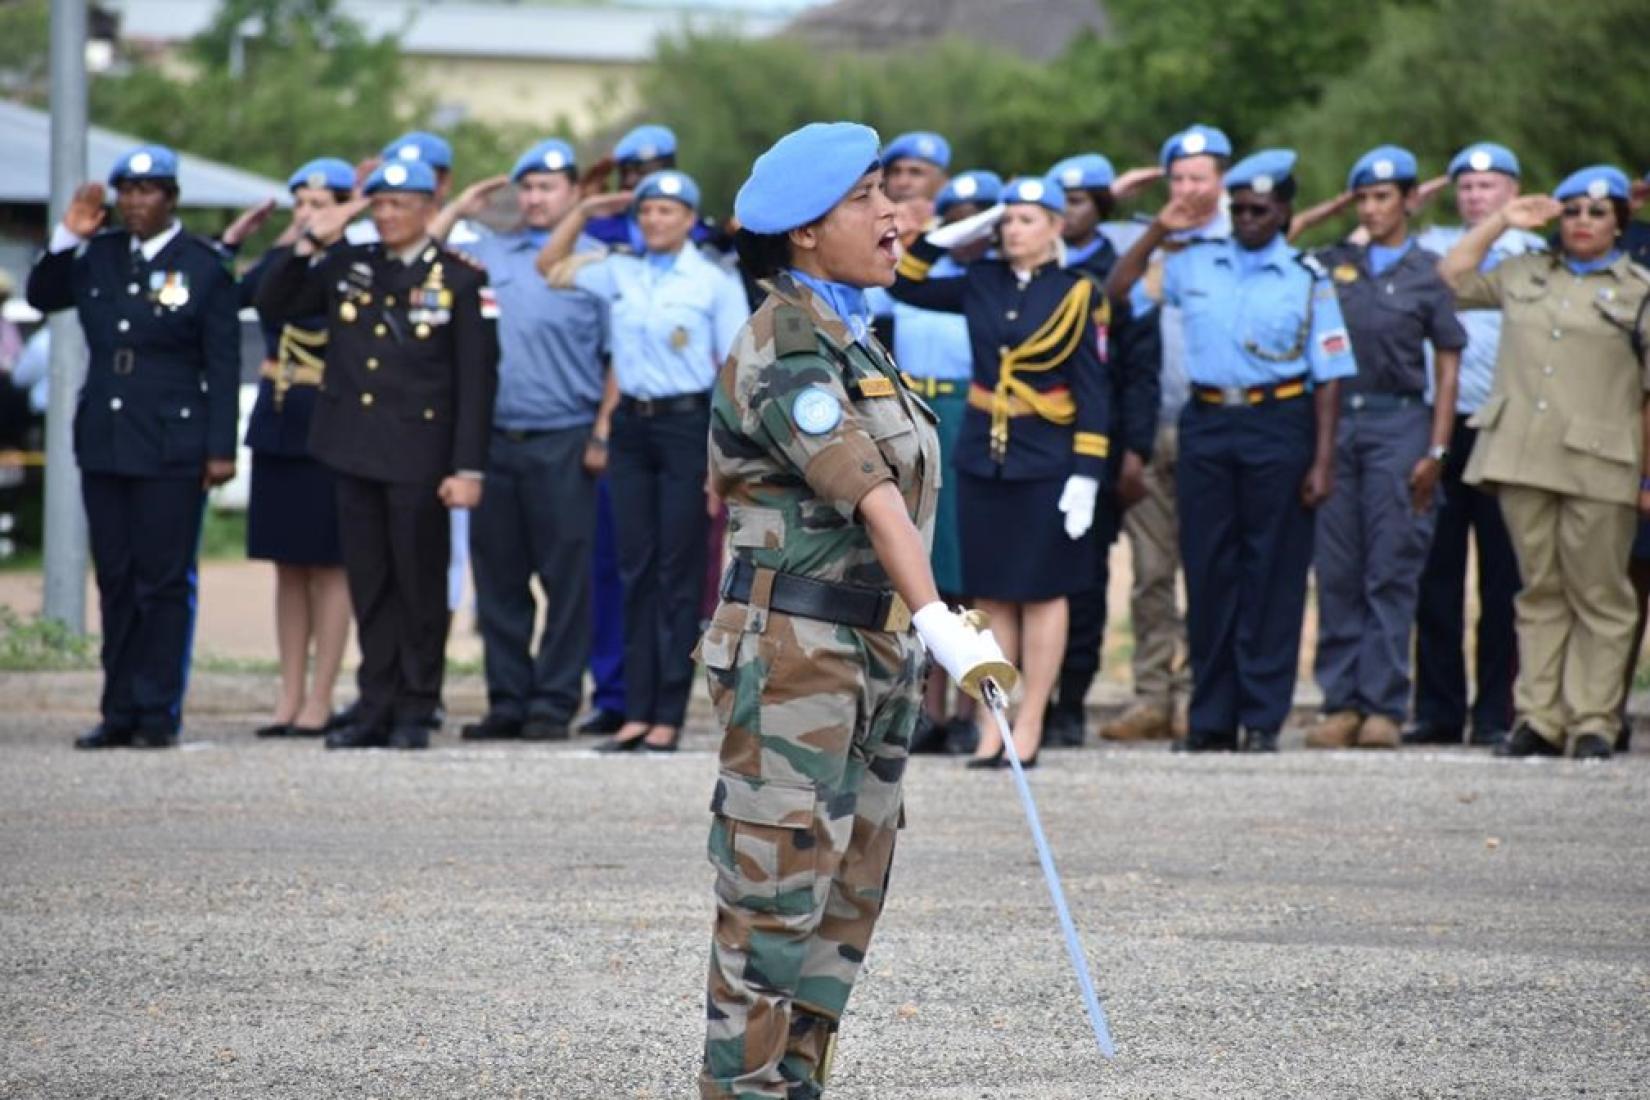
top-left (1317, 327), bottom-right (1350, 358)
top-left (773, 305), bottom-right (818, 358)
top-left (791, 385), bottom-right (843, 436)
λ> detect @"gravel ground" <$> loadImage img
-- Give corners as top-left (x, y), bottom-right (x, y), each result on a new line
top-left (2, 714), bottom-right (1647, 1099)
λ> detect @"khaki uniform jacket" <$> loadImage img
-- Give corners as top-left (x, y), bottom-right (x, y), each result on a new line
top-left (1460, 252), bottom-right (1650, 505)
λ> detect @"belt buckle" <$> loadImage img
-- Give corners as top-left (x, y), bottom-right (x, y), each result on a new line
top-left (1219, 385), bottom-right (1246, 408)
top-left (112, 349), bottom-right (136, 376)
top-left (634, 397), bottom-right (657, 417)
top-left (881, 593), bottom-right (912, 633)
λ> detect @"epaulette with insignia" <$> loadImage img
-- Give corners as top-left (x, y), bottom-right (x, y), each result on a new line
top-left (772, 304), bottom-right (818, 358)
top-left (1297, 253), bottom-right (1328, 278)
top-left (450, 249), bottom-right (486, 272)
top-left (189, 233), bottom-right (237, 268)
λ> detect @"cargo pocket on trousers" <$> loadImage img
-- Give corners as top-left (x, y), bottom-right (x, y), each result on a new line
top-left (695, 602), bottom-right (750, 731)
top-left (708, 770), bottom-right (821, 916)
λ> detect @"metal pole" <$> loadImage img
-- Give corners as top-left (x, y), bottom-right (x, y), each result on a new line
top-left (43, 0), bottom-right (90, 631)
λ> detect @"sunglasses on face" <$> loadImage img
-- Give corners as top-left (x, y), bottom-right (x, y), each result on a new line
top-left (1228, 202), bottom-right (1273, 218)
top-left (1560, 203), bottom-right (1612, 220)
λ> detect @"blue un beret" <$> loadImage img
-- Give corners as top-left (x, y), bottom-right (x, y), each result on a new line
top-left (1050, 153), bottom-right (1117, 191)
top-left (512, 139), bottom-right (578, 182)
top-left (880, 131), bottom-right (951, 170)
top-left (735, 122), bottom-right (882, 235)
top-left (1159, 124), bottom-right (1231, 169)
top-left (287, 157), bottom-right (355, 194)
top-left (614, 124), bottom-right (677, 165)
top-left (1347, 145), bottom-right (1418, 191)
top-left (381, 132), bottom-right (452, 171)
top-left (363, 159), bottom-right (438, 196)
top-left (634, 169), bottom-right (700, 212)
top-left (1226, 149), bottom-right (1298, 195)
top-left (1001, 175), bottom-right (1066, 215)
top-left (1554, 165), bottom-right (1630, 203)
top-left (1448, 142), bottom-right (1520, 180)
top-left (936, 170), bottom-right (1004, 215)
top-left (108, 144), bottom-right (179, 186)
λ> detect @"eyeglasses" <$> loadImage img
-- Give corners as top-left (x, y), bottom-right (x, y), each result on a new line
top-left (1228, 202), bottom-right (1273, 218)
top-left (1560, 203), bottom-right (1613, 220)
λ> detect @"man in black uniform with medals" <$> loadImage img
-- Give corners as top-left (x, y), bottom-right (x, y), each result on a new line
top-left (256, 158), bottom-right (498, 750)
top-left (27, 144), bottom-right (241, 750)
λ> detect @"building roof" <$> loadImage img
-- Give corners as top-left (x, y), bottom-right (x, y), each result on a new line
top-left (110, 0), bottom-right (790, 64)
top-left (0, 98), bottom-right (291, 209)
top-left (787, 0), bottom-right (1108, 61)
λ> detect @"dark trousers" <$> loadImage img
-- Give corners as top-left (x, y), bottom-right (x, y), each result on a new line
top-left (1178, 399), bottom-right (1316, 735)
top-left (1413, 417), bottom-right (1519, 733)
top-left (81, 472), bottom-right (205, 734)
top-left (589, 478), bottom-right (626, 715)
top-left (472, 427), bottom-right (595, 724)
top-left (609, 403), bottom-right (709, 726)
top-left (1056, 503), bottom-right (1122, 715)
top-left (335, 473), bottom-right (451, 731)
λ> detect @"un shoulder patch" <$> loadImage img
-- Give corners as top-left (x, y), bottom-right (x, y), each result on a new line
top-left (792, 386), bottom-right (842, 436)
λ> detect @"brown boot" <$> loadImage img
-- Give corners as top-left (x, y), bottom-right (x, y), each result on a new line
top-left (1305, 710), bottom-right (1361, 749)
top-left (1100, 702), bottom-right (1173, 742)
top-left (1356, 714), bottom-right (1400, 749)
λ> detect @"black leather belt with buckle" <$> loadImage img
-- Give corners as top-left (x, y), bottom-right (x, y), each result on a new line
top-left (618, 392), bottom-right (711, 418)
top-left (721, 558), bottom-right (911, 633)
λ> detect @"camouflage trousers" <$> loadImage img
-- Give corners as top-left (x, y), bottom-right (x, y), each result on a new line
top-left (695, 601), bottom-right (923, 1099)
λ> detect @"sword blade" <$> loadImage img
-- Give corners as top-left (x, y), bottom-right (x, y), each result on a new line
top-left (983, 678), bottom-right (1116, 1058)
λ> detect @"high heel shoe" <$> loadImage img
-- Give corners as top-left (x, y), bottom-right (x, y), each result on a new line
top-left (643, 727), bottom-right (680, 753)
top-left (596, 729), bottom-right (650, 754)
top-left (966, 748), bottom-right (1005, 769)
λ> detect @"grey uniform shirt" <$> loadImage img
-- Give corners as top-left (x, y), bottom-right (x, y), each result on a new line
top-left (1315, 240), bottom-right (1467, 397)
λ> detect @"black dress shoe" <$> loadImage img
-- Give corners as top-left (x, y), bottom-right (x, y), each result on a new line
top-left (577, 709), bottom-right (626, 737)
top-left (1173, 729), bottom-right (1239, 753)
top-left (286, 724), bottom-right (328, 737)
top-left (131, 728), bottom-right (179, 749)
top-left (1402, 723), bottom-right (1464, 746)
top-left (325, 724), bottom-right (389, 750)
top-left (596, 730), bottom-right (649, 754)
top-left (74, 723), bottom-right (133, 750)
top-left (461, 714), bottom-right (522, 741)
top-left (388, 725), bottom-right (430, 750)
top-left (1467, 726), bottom-right (1507, 747)
top-left (1043, 707), bottom-right (1086, 749)
top-left (1572, 733), bottom-right (1613, 760)
top-left (943, 715), bottom-right (980, 756)
top-left (908, 712), bottom-right (950, 754)
top-left (523, 718), bottom-right (570, 741)
top-left (255, 722), bottom-right (291, 739)
top-left (1241, 729), bottom-right (1279, 753)
top-left (643, 730), bottom-right (680, 753)
top-left (1494, 724), bottom-right (1562, 758)
top-left (965, 748), bottom-right (1005, 769)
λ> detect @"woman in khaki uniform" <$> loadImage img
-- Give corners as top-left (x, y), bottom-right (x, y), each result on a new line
top-left (1439, 165), bottom-right (1650, 760)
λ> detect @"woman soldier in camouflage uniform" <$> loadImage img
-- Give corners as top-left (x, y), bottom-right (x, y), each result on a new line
top-left (695, 123), bottom-right (1017, 1099)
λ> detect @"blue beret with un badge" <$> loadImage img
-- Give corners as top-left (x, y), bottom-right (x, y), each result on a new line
top-left (512, 139), bottom-right (577, 182)
top-left (1226, 149), bottom-right (1298, 194)
top-left (634, 169), bottom-right (700, 211)
top-left (363, 159), bottom-right (437, 195)
top-left (880, 131), bottom-right (951, 170)
top-left (936, 170), bottom-right (1003, 214)
top-left (1050, 153), bottom-right (1117, 191)
top-left (1554, 165), bottom-right (1630, 202)
top-left (735, 122), bottom-right (881, 235)
top-left (1159, 124), bottom-right (1231, 169)
top-left (108, 144), bottom-right (179, 186)
top-left (1448, 142), bottom-right (1520, 180)
top-left (381, 131), bottom-right (452, 171)
top-left (1347, 145), bottom-right (1418, 191)
top-left (1001, 175), bottom-right (1066, 215)
top-left (287, 157), bottom-right (354, 194)
top-left (614, 124), bottom-right (677, 165)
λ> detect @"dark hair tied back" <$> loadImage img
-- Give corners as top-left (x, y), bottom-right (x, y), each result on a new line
top-left (735, 228), bottom-right (792, 281)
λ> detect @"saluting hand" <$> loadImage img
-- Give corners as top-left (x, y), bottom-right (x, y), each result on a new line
top-left (1408, 455), bottom-right (1443, 514)
top-left (438, 476), bottom-right (482, 510)
top-left (1501, 194), bottom-right (1563, 230)
top-left (454, 174), bottom-right (511, 218)
top-left (1407, 175), bottom-right (1451, 213)
top-left (297, 195), bottom-right (369, 252)
top-left (1111, 166), bottom-right (1165, 202)
top-left (64, 182), bottom-right (108, 237)
top-left (577, 155), bottom-right (616, 199)
top-left (1155, 191), bottom-right (1218, 234)
top-left (578, 190), bottom-right (634, 218)
top-left (222, 198), bottom-right (278, 247)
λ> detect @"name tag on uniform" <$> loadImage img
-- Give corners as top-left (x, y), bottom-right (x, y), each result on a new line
top-left (854, 376), bottom-right (897, 398)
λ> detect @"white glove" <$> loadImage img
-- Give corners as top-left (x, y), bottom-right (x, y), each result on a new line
top-left (1057, 475), bottom-right (1099, 540)
top-left (925, 203), bottom-right (1004, 250)
top-left (913, 602), bottom-right (1019, 699)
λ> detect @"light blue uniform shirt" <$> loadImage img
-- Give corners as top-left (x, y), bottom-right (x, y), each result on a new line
top-left (865, 255), bottom-right (972, 381)
top-left (1162, 232), bottom-right (1357, 388)
top-left (464, 230), bottom-right (608, 431)
top-left (573, 242), bottom-right (749, 399)
top-left (1416, 224), bottom-right (1546, 413)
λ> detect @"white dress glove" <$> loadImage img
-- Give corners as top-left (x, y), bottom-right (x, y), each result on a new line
top-left (924, 203), bottom-right (1004, 251)
top-left (1057, 475), bottom-right (1099, 540)
top-left (912, 602), bottom-right (1018, 699)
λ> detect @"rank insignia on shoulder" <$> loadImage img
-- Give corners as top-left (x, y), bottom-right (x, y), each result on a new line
top-left (792, 385), bottom-right (842, 435)
top-left (854, 376), bottom-right (896, 398)
top-left (1333, 264), bottom-right (1360, 284)
top-left (479, 286), bottom-right (500, 320)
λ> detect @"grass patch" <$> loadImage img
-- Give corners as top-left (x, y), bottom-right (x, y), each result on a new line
top-left (0, 607), bottom-right (98, 671)
top-left (200, 509), bottom-right (248, 561)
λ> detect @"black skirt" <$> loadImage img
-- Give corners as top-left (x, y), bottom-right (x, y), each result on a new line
top-left (957, 470), bottom-right (1096, 601)
top-left (246, 451), bottom-right (343, 566)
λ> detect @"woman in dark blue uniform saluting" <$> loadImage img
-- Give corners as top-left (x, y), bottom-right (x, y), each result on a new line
top-left (890, 176), bottom-right (1112, 766)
